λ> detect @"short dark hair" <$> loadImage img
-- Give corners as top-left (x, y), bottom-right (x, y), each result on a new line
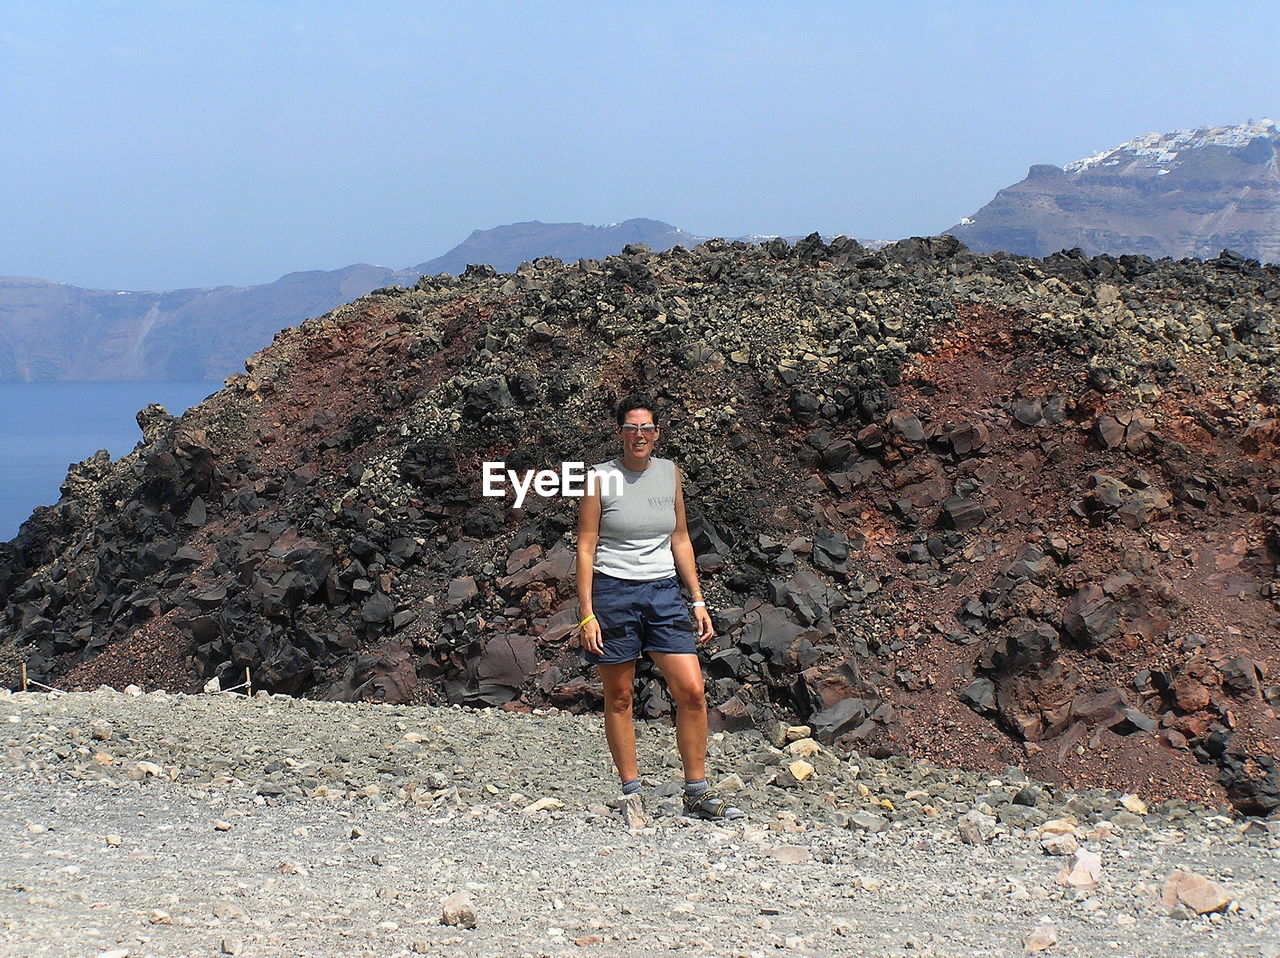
top-left (615, 394), bottom-right (658, 427)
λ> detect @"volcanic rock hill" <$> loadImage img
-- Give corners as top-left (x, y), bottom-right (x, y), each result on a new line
top-left (2, 235), bottom-right (1278, 816)
top-left (947, 120), bottom-right (1280, 264)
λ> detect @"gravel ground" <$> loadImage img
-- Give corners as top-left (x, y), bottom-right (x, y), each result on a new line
top-left (2, 687), bottom-right (1278, 957)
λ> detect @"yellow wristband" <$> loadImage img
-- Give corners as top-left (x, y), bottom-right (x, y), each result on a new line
top-left (577, 614), bottom-right (596, 629)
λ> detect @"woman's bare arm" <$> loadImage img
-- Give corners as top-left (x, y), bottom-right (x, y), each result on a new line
top-left (671, 467), bottom-right (714, 642)
top-left (576, 473), bottom-right (603, 654)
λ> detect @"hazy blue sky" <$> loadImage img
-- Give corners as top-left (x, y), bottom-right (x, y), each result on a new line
top-left (2, 1), bottom-right (1277, 291)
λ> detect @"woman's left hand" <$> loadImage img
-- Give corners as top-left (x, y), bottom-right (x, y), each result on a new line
top-left (693, 606), bottom-right (715, 644)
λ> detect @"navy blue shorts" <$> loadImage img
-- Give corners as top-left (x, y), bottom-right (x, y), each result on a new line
top-left (584, 572), bottom-right (697, 665)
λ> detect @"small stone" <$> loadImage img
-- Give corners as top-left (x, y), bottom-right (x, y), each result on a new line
top-left (442, 891), bottom-right (478, 928)
top-left (1119, 793), bottom-right (1148, 815)
top-left (220, 938), bottom-right (243, 956)
top-left (1012, 399), bottom-right (1045, 427)
top-left (1039, 818), bottom-right (1079, 836)
top-left (521, 797), bottom-right (565, 814)
top-left (213, 820), bottom-right (233, 832)
top-left (1023, 921), bottom-right (1057, 952)
top-left (1161, 870), bottom-right (1233, 915)
top-left (848, 811), bottom-right (889, 833)
top-left (105, 834), bottom-right (121, 847)
top-left (713, 773), bottom-right (745, 793)
top-left (1109, 810), bottom-right (1144, 829)
top-left (124, 685), bottom-right (143, 696)
top-left (941, 496), bottom-right (987, 531)
top-left (1012, 785), bottom-right (1041, 806)
top-left (786, 738), bottom-right (822, 758)
top-left (149, 910), bottom-right (172, 925)
top-left (97, 950), bottom-right (130, 958)
top-left (958, 819), bottom-right (986, 845)
top-left (1242, 819), bottom-right (1278, 838)
top-left (1055, 850), bottom-right (1102, 889)
top-left (999, 804), bottom-right (1046, 829)
top-left (212, 902), bottom-right (246, 920)
top-left (784, 725), bottom-right (812, 743)
top-left (958, 809), bottom-right (998, 845)
top-left (1040, 832), bottom-right (1079, 857)
top-left (767, 845), bottom-right (810, 864)
top-left (786, 759), bottom-right (815, 782)
top-left (960, 677), bottom-right (997, 713)
top-left (203, 677), bottom-right (221, 694)
top-left (1172, 676), bottom-right (1211, 712)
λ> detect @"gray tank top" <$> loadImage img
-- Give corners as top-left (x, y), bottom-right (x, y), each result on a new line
top-left (591, 456), bottom-right (678, 581)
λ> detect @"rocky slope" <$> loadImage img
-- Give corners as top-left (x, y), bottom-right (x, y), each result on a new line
top-left (946, 120), bottom-right (1280, 263)
top-left (0, 218), bottom-right (702, 382)
top-left (1, 234), bottom-right (1278, 817)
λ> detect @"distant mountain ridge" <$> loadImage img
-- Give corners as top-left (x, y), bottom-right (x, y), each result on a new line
top-left (408, 218), bottom-right (708, 277)
top-left (945, 120), bottom-right (1280, 263)
top-left (0, 218), bottom-right (708, 382)
top-left (0, 265), bottom-right (405, 382)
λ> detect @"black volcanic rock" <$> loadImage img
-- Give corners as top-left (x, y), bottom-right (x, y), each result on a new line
top-left (947, 120), bottom-right (1280, 263)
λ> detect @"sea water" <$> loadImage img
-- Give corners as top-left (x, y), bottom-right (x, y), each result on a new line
top-left (0, 382), bottom-right (219, 542)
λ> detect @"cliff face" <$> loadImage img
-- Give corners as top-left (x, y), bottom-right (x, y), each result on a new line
top-left (2, 236), bottom-right (1278, 814)
top-left (947, 121), bottom-right (1280, 263)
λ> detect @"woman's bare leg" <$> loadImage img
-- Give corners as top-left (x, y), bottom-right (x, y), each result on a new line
top-left (649, 651), bottom-right (707, 783)
top-left (598, 660), bottom-right (639, 782)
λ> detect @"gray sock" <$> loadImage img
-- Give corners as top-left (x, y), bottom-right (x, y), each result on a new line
top-left (684, 778), bottom-right (709, 798)
top-left (621, 778), bottom-right (642, 796)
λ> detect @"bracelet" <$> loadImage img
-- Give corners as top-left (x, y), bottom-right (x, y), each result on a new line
top-left (577, 614), bottom-right (596, 629)
top-left (691, 601), bottom-right (706, 608)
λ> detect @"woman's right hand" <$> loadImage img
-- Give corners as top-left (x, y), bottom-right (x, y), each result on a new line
top-left (580, 617), bottom-right (604, 655)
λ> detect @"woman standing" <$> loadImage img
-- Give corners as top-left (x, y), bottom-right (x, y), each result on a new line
top-left (576, 395), bottom-right (743, 824)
